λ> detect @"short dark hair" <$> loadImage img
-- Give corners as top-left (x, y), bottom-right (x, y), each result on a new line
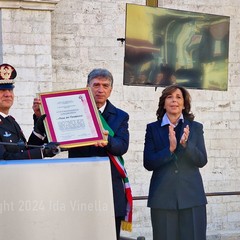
top-left (87, 68), bottom-right (113, 86)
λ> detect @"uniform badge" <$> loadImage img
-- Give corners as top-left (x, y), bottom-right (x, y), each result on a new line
top-left (3, 131), bottom-right (11, 137)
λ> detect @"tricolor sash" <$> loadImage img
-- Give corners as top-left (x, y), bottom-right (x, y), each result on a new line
top-left (99, 114), bottom-right (133, 232)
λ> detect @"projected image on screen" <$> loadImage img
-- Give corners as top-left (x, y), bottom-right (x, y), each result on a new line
top-left (124, 4), bottom-right (230, 90)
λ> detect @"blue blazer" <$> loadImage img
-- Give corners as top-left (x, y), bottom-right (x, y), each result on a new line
top-left (144, 118), bottom-right (207, 209)
top-left (69, 100), bottom-right (129, 217)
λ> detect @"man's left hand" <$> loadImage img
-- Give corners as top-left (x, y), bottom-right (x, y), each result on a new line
top-left (94, 130), bottom-right (108, 147)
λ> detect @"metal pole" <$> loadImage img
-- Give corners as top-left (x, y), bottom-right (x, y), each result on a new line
top-left (146, 0), bottom-right (158, 7)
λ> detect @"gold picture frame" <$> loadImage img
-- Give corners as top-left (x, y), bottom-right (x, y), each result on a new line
top-left (38, 88), bottom-right (107, 149)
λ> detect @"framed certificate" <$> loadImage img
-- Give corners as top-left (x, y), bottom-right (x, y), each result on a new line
top-left (38, 88), bottom-right (107, 148)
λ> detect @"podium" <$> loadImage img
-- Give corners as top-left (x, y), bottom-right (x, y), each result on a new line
top-left (0, 157), bottom-right (116, 240)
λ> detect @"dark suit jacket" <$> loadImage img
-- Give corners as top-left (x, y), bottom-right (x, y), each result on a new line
top-left (69, 100), bottom-right (129, 217)
top-left (144, 118), bottom-right (207, 209)
top-left (0, 115), bottom-right (42, 160)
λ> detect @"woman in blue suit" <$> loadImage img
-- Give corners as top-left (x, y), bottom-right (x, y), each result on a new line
top-left (144, 85), bottom-right (208, 240)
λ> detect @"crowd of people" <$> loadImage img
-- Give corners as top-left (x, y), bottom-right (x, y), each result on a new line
top-left (0, 63), bottom-right (208, 240)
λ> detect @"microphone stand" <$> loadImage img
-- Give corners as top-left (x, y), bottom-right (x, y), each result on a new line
top-left (0, 141), bottom-right (67, 155)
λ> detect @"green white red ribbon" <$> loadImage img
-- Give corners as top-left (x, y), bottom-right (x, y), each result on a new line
top-left (99, 114), bottom-right (133, 232)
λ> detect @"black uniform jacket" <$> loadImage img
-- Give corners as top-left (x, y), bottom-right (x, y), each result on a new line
top-left (0, 115), bottom-right (42, 160)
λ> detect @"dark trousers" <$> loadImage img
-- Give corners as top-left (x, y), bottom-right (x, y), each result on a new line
top-left (151, 205), bottom-right (207, 240)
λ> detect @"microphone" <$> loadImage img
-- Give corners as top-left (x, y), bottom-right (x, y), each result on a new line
top-left (0, 140), bottom-right (65, 155)
top-left (42, 142), bottom-right (61, 155)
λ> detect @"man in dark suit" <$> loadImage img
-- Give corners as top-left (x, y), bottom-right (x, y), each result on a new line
top-left (69, 68), bottom-right (129, 240)
top-left (0, 63), bottom-right (59, 160)
top-left (31, 68), bottom-right (130, 238)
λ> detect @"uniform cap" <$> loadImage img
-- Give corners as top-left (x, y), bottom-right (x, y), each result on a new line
top-left (0, 63), bottom-right (17, 89)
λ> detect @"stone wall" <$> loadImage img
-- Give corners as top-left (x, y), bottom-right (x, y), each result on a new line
top-left (0, 0), bottom-right (58, 135)
top-left (0, 0), bottom-right (240, 239)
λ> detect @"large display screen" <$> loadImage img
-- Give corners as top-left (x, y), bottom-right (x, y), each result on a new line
top-left (124, 4), bottom-right (230, 90)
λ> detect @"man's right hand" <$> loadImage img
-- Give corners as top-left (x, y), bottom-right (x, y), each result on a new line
top-left (32, 98), bottom-right (41, 118)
